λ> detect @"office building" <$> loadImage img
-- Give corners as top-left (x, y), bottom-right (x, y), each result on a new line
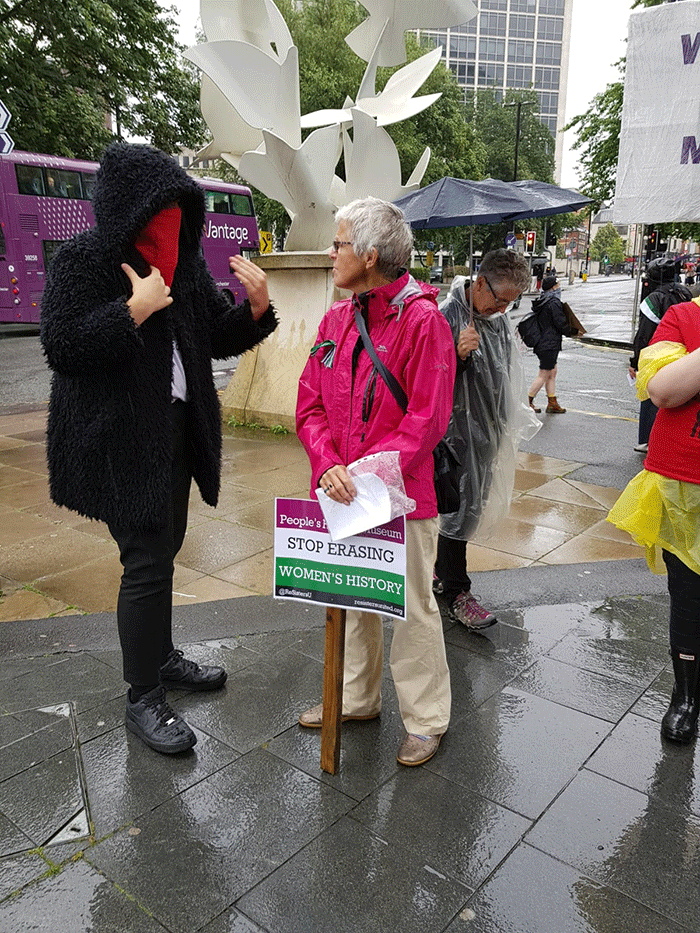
top-left (415, 0), bottom-right (573, 182)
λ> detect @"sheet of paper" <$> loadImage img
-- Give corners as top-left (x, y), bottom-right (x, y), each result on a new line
top-left (315, 472), bottom-right (392, 542)
top-left (627, 371), bottom-right (636, 387)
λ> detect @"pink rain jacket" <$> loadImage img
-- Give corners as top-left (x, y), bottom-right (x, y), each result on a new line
top-left (296, 272), bottom-right (456, 519)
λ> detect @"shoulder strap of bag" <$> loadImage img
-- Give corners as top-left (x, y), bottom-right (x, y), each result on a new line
top-left (353, 301), bottom-right (408, 414)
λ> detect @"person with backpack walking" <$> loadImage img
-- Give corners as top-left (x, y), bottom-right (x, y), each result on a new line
top-left (526, 274), bottom-right (578, 413)
top-left (629, 257), bottom-right (691, 453)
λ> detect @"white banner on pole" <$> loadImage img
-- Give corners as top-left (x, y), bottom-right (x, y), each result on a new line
top-left (614, 1), bottom-right (700, 224)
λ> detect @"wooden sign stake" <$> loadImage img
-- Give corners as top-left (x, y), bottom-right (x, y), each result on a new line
top-left (320, 605), bottom-right (346, 774)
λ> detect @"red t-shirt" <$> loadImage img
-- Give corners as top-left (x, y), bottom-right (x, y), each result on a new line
top-left (644, 302), bottom-right (700, 484)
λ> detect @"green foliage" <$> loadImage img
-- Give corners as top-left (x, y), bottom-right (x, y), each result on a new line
top-left (410, 266), bottom-right (430, 282)
top-left (590, 223), bottom-right (625, 264)
top-left (0, 0), bottom-right (206, 159)
top-left (466, 88), bottom-right (555, 184)
top-left (564, 72), bottom-right (623, 212)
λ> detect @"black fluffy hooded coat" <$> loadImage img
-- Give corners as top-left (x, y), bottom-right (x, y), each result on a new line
top-left (41, 142), bottom-right (278, 530)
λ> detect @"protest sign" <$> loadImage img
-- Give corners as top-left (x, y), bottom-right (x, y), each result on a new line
top-left (274, 498), bottom-right (406, 620)
top-left (615, 1), bottom-right (700, 223)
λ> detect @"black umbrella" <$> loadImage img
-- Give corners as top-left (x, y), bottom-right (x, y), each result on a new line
top-left (393, 176), bottom-right (532, 228)
top-left (394, 176), bottom-right (592, 228)
top-left (508, 179), bottom-right (592, 220)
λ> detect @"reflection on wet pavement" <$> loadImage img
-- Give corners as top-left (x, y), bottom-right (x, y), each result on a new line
top-left (0, 578), bottom-right (689, 931)
top-left (0, 410), bottom-right (643, 621)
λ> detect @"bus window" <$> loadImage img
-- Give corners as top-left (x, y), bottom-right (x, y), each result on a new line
top-left (42, 240), bottom-right (66, 270)
top-left (230, 194), bottom-right (254, 217)
top-left (16, 165), bottom-right (46, 196)
top-left (81, 172), bottom-right (97, 200)
top-left (204, 190), bottom-right (230, 214)
top-left (46, 169), bottom-right (81, 199)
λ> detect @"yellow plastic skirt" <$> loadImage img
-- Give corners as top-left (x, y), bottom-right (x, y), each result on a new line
top-left (607, 470), bottom-right (700, 575)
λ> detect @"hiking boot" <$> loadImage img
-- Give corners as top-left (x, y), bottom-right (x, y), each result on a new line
top-left (448, 591), bottom-right (497, 631)
top-left (159, 648), bottom-right (227, 692)
top-left (126, 686), bottom-right (197, 754)
top-left (546, 396), bottom-right (566, 413)
top-left (432, 570), bottom-right (444, 596)
top-left (528, 396), bottom-right (541, 413)
top-left (298, 703), bottom-right (380, 728)
top-left (397, 733), bottom-right (442, 766)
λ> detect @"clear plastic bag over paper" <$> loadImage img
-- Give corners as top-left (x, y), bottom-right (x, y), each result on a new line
top-left (315, 450), bottom-right (416, 542)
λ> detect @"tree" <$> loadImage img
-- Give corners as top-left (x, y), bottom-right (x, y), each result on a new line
top-left (590, 222), bottom-right (625, 264)
top-left (466, 88), bottom-right (555, 184)
top-left (0, 0), bottom-right (206, 159)
top-left (564, 73), bottom-right (623, 212)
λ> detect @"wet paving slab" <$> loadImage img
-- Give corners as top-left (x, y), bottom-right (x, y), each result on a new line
top-left (448, 843), bottom-right (690, 933)
top-left (2, 592), bottom-right (697, 933)
top-left (87, 748), bottom-right (356, 933)
top-left (236, 816), bottom-right (470, 933)
top-left (527, 768), bottom-right (700, 930)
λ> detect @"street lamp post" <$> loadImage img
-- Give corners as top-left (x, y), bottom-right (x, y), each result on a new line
top-left (504, 99), bottom-right (536, 182)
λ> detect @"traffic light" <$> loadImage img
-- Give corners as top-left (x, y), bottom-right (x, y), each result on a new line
top-left (525, 230), bottom-right (536, 251)
top-left (546, 230), bottom-right (558, 247)
top-left (645, 227), bottom-right (656, 262)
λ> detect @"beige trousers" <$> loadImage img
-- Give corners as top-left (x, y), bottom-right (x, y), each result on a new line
top-left (341, 517), bottom-right (451, 736)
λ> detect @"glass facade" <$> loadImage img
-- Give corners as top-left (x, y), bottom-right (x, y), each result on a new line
top-left (414, 0), bottom-right (570, 154)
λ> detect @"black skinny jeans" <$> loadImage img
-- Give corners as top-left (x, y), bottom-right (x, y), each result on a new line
top-left (435, 534), bottom-right (471, 606)
top-left (108, 400), bottom-right (192, 688)
top-left (663, 549), bottom-right (700, 656)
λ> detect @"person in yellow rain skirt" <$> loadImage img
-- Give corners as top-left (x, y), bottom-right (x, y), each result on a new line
top-left (608, 298), bottom-right (700, 744)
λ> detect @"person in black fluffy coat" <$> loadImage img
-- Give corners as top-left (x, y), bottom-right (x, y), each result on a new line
top-left (41, 142), bottom-right (278, 754)
top-left (527, 274), bottom-right (577, 414)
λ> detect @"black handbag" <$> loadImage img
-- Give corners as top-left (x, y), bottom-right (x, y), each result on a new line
top-left (353, 303), bottom-right (461, 514)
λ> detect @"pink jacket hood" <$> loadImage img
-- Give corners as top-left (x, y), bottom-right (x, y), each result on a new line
top-left (296, 272), bottom-right (456, 519)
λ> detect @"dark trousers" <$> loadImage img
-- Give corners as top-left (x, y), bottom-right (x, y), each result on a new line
top-left (108, 401), bottom-right (192, 687)
top-left (638, 398), bottom-right (658, 446)
top-left (435, 534), bottom-right (471, 606)
top-left (663, 550), bottom-right (700, 656)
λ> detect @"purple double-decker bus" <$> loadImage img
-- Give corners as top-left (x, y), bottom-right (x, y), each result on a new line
top-left (0, 150), bottom-right (260, 324)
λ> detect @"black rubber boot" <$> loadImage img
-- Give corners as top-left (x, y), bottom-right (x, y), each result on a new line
top-left (661, 650), bottom-right (700, 743)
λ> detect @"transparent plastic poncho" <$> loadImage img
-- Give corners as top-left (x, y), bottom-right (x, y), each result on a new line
top-left (439, 277), bottom-right (541, 541)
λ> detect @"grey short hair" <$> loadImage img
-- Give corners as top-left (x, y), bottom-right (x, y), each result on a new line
top-left (336, 197), bottom-right (413, 281)
top-left (478, 249), bottom-right (531, 294)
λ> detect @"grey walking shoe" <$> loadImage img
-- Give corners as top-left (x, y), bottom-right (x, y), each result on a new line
top-left (298, 703), bottom-right (380, 728)
top-left (397, 732), bottom-right (442, 766)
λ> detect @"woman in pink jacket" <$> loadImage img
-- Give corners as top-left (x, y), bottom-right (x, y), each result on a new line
top-left (296, 197), bottom-right (456, 766)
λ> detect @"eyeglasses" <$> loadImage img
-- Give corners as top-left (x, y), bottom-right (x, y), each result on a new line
top-left (330, 240), bottom-right (353, 253)
top-left (483, 275), bottom-right (515, 311)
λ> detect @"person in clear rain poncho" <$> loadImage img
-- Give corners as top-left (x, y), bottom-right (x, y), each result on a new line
top-left (434, 249), bottom-right (540, 630)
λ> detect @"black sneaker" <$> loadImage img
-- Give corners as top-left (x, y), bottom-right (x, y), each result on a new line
top-left (125, 686), bottom-right (197, 754)
top-left (159, 649), bottom-right (227, 692)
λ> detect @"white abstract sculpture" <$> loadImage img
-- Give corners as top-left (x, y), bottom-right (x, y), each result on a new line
top-left (185, 0), bottom-right (477, 250)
